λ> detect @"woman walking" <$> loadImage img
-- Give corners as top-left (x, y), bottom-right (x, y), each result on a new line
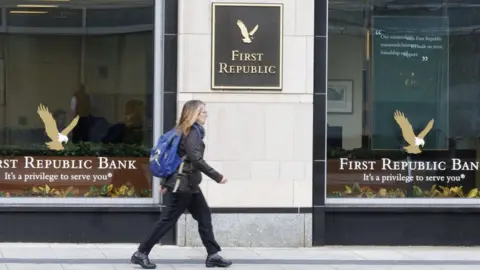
top-left (131, 100), bottom-right (232, 269)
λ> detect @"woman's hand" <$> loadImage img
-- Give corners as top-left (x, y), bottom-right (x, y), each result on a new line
top-left (160, 186), bottom-right (168, 194)
top-left (219, 177), bottom-right (228, 184)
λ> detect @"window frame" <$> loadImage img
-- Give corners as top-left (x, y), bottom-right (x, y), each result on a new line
top-left (0, 0), bottom-right (162, 206)
top-left (324, 1), bottom-right (480, 205)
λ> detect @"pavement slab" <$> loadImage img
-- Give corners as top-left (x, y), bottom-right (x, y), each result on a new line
top-left (0, 244), bottom-right (478, 270)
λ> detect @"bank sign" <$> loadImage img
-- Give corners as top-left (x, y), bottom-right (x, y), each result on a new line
top-left (211, 3), bottom-right (283, 90)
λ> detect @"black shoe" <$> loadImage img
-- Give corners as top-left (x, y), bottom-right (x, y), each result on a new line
top-left (205, 253), bottom-right (232, 268)
top-left (131, 251), bottom-right (156, 269)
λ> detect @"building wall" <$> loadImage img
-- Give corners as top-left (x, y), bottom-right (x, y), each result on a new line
top-left (176, 0), bottom-right (315, 247)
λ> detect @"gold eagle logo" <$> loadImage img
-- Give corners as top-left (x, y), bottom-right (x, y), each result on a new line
top-left (393, 110), bottom-right (434, 154)
top-left (236, 20), bottom-right (259, 43)
top-left (37, 104), bottom-right (79, 151)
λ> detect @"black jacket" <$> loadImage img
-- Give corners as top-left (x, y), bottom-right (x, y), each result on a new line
top-left (164, 124), bottom-right (222, 193)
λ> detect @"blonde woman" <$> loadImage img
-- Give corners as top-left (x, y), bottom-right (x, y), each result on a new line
top-left (131, 100), bottom-right (232, 269)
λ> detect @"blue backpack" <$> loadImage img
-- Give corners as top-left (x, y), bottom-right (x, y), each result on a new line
top-left (149, 126), bottom-right (200, 178)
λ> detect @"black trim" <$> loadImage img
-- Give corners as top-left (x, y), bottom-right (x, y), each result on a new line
top-left (163, 0), bottom-right (178, 94)
top-left (209, 207), bottom-right (312, 214)
top-left (0, 206), bottom-right (311, 243)
top-left (163, 0), bottom-right (178, 132)
top-left (165, 0), bottom-right (178, 35)
top-left (313, 1), bottom-right (328, 247)
top-left (314, 206), bottom-right (480, 245)
top-left (312, 207), bottom-right (325, 246)
top-left (313, 161), bottom-right (325, 206)
top-left (313, 95), bottom-right (326, 160)
top-left (162, 0), bottom-right (178, 244)
top-left (0, 207), bottom-right (175, 244)
top-left (322, 205), bottom-right (480, 213)
top-left (0, 206), bottom-right (313, 214)
top-left (164, 35), bottom-right (178, 93)
top-left (163, 92), bottom-right (177, 131)
top-left (314, 0), bottom-right (327, 37)
top-left (0, 206), bottom-right (161, 213)
top-left (313, 37), bottom-right (327, 94)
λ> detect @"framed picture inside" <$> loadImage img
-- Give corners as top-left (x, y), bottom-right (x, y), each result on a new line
top-left (327, 80), bottom-right (353, 113)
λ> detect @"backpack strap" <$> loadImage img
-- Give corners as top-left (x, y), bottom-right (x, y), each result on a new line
top-left (172, 156), bottom-right (187, 193)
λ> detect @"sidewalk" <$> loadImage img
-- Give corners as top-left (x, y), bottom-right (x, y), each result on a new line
top-left (0, 244), bottom-right (479, 269)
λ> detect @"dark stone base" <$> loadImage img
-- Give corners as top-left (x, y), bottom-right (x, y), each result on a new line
top-left (314, 206), bottom-right (480, 246)
top-left (0, 206), bottom-right (175, 244)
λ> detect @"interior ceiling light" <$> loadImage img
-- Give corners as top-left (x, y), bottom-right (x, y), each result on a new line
top-left (17, 5), bottom-right (58, 8)
top-left (10, 10), bottom-right (48, 14)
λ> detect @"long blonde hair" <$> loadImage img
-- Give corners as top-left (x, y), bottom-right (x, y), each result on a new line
top-left (177, 100), bottom-right (205, 136)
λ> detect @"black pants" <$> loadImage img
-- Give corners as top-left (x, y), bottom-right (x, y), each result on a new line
top-left (72, 116), bottom-right (90, 143)
top-left (138, 190), bottom-right (221, 255)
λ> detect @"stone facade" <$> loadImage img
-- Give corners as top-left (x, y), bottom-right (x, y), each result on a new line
top-left (176, 0), bottom-right (315, 247)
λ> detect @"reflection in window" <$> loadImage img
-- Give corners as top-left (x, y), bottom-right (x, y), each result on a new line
top-left (326, 0), bottom-right (480, 199)
top-left (0, 0), bottom-right (154, 198)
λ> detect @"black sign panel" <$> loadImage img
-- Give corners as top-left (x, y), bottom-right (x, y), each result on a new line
top-left (211, 3), bottom-right (283, 90)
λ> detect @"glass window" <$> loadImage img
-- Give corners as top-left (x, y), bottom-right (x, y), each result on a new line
top-left (0, 0), bottom-right (154, 199)
top-left (326, 0), bottom-right (480, 200)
